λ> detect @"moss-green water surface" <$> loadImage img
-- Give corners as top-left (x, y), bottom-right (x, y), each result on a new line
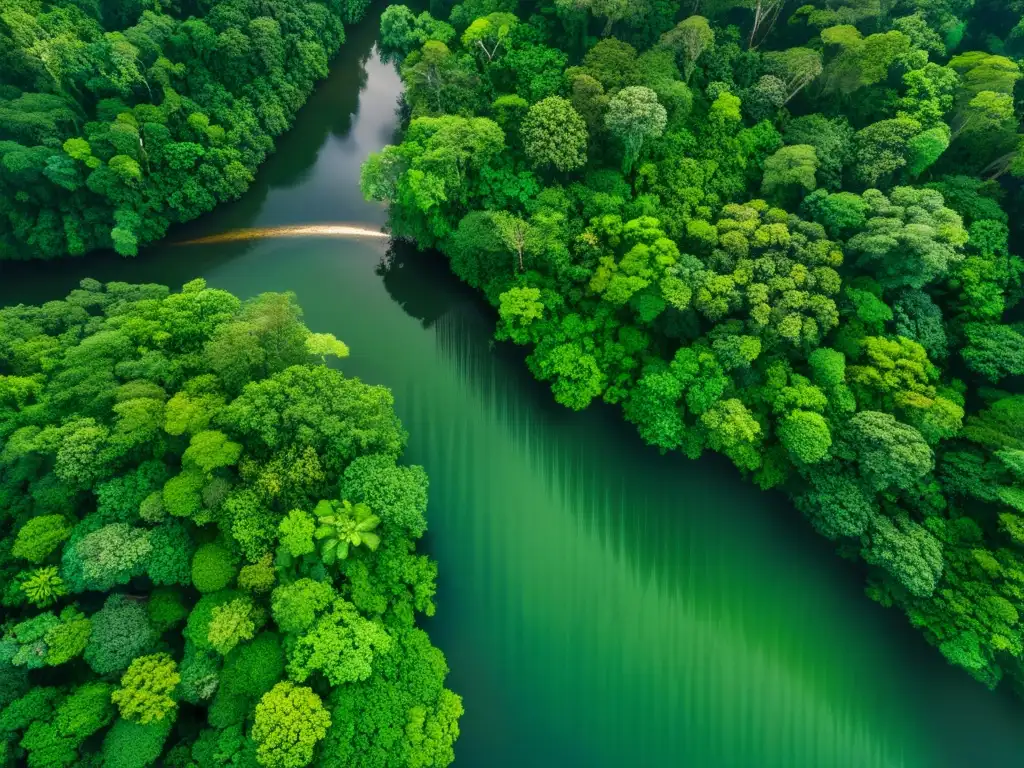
top-left (1, 13), bottom-right (1022, 767)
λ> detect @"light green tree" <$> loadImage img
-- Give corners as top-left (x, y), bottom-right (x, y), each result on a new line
top-left (521, 96), bottom-right (588, 173)
top-left (252, 682), bottom-right (331, 768)
top-left (313, 500), bottom-right (382, 564)
top-left (111, 653), bottom-right (180, 724)
top-left (605, 86), bottom-right (667, 173)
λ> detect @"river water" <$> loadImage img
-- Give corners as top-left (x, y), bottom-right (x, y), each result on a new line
top-left (1, 9), bottom-right (1022, 767)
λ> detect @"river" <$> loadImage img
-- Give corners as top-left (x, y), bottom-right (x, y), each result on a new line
top-left (1, 8), bottom-right (1022, 767)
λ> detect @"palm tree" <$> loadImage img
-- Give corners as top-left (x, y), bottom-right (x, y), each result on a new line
top-left (312, 499), bottom-right (381, 564)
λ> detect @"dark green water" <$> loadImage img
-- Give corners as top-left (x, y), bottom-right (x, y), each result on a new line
top-left (2, 11), bottom-right (1023, 767)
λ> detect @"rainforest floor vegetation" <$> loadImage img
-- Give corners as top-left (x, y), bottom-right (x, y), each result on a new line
top-left (0, 279), bottom-right (462, 768)
top-left (363, 0), bottom-right (1024, 694)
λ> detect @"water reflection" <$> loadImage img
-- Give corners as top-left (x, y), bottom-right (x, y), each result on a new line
top-left (377, 240), bottom-right (469, 328)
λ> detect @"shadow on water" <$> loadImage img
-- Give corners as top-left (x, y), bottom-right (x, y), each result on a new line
top-left (379, 241), bottom-right (1024, 768)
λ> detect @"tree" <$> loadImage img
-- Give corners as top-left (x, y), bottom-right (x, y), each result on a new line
top-left (182, 430), bottom-right (242, 474)
top-left (837, 187), bottom-right (968, 290)
top-left (271, 578), bottom-right (335, 634)
top-left (341, 455), bottom-right (430, 539)
top-left (727, 0), bottom-right (786, 49)
top-left (84, 595), bottom-right (153, 676)
top-left (461, 13), bottom-right (517, 63)
top-left (305, 333), bottom-right (349, 361)
top-left (381, 7), bottom-right (437, 57)
top-left (899, 63), bottom-right (958, 127)
top-left (278, 509), bottom-right (316, 559)
top-left (844, 411), bottom-right (933, 492)
top-left (906, 125), bottom-right (950, 178)
top-left (12, 516), bottom-right (72, 563)
top-left (207, 597), bottom-right (260, 655)
top-left (605, 86), bottom-right (667, 173)
top-left (492, 212), bottom-right (533, 272)
top-left (762, 144), bottom-right (818, 203)
top-left (852, 117), bottom-right (922, 187)
top-left (863, 514), bottom-right (944, 597)
top-left (659, 16), bottom-right (714, 81)
top-left (0, 607), bottom-right (90, 669)
top-left (497, 286), bottom-right (545, 344)
top-left (0, 282), bottom-right (459, 766)
top-left (63, 523), bottom-right (152, 592)
top-left (778, 410), bottom-right (832, 464)
top-left (580, 38), bottom-right (642, 92)
top-left (961, 323), bottom-right (1024, 382)
top-left (111, 653), bottom-right (180, 724)
top-left (252, 683), bottom-right (331, 768)
top-left (784, 115), bottom-right (852, 190)
top-left (285, 599), bottom-right (393, 686)
top-left (798, 470), bottom-right (877, 539)
top-left (20, 566), bottom-right (67, 607)
top-left (762, 47), bottom-right (823, 103)
top-left (101, 717), bottom-right (173, 768)
top-left (701, 398), bottom-right (762, 471)
top-left (520, 97), bottom-right (588, 173)
top-left (743, 75), bottom-right (787, 122)
top-left (191, 543), bottom-right (238, 593)
top-left (313, 499), bottom-right (382, 564)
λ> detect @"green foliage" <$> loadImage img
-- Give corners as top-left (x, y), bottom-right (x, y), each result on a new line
top-left (813, 187), bottom-right (968, 290)
top-left (863, 515), bottom-right (944, 597)
top-left (521, 97), bottom-right (588, 172)
top-left (52, 681), bottom-right (115, 760)
top-left (101, 717), bottom-right (173, 768)
top-left (148, 589), bottom-right (188, 634)
top-left (272, 579), bottom-right (336, 634)
top-left (146, 521), bottom-right (194, 587)
top-left (313, 499), bottom-right (382, 564)
top-left (605, 86), bottom-right (667, 173)
top-left (207, 597), bottom-right (261, 656)
top-left (84, 594), bottom-right (152, 676)
top-left (63, 522), bottom-right (152, 592)
top-left (279, 510), bottom-right (317, 559)
top-left (366, 0), bottom-right (1024, 698)
top-left (252, 682), bottom-right (331, 768)
top-left (183, 431), bottom-right (243, 474)
top-left (0, 282), bottom-right (458, 766)
top-left (762, 144), bottom-right (818, 203)
top-left (961, 323), bottom-right (1024, 382)
top-left (111, 653), bottom-right (180, 724)
top-left (12, 516), bottom-right (72, 563)
top-left (844, 411), bottom-right (933, 492)
top-left (20, 567), bottom-right (67, 608)
top-left (285, 598), bottom-right (393, 686)
top-left (191, 543), bottom-right (238, 594)
top-left (0, 0), bottom-right (351, 260)
top-left (341, 455), bottom-right (429, 538)
top-left (778, 410), bottom-right (832, 464)
top-left (0, 607), bottom-right (90, 669)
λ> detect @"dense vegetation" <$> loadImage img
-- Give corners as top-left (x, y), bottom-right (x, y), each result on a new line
top-left (0, 280), bottom-right (461, 767)
top-left (364, 0), bottom-right (1024, 693)
top-left (0, 0), bottom-right (369, 260)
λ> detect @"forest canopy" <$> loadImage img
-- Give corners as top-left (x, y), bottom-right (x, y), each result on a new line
top-left (0, 280), bottom-right (461, 767)
top-left (0, 0), bottom-right (369, 260)
top-left (365, 0), bottom-right (1024, 694)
